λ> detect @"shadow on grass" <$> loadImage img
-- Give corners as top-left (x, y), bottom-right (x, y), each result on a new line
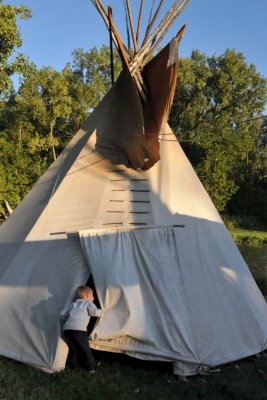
top-left (0, 351), bottom-right (267, 400)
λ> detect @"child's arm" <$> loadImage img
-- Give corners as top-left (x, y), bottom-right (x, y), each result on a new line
top-left (60, 303), bottom-right (71, 320)
top-left (87, 302), bottom-right (103, 318)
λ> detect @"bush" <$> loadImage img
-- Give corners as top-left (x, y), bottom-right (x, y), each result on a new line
top-left (222, 214), bottom-right (266, 230)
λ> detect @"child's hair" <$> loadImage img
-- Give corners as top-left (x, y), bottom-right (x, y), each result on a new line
top-left (76, 286), bottom-right (93, 299)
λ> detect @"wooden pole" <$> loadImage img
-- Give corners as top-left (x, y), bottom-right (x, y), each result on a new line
top-left (106, 5), bottom-right (146, 102)
top-left (131, 0), bottom-right (189, 69)
top-left (91, 0), bottom-right (189, 101)
top-left (143, 23), bottom-right (187, 66)
top-left (153, 21), bottom-right (186, 51)
top-left (124, 0), bottom-right (131, 51)
top-left (108, 7), bottom-right (115, 86)
top-left (107, 6), bottom-right (130, 68)
top-left (136, 0), bottom-right (145, 48)
top-left (142, 0), bottom-right (187, 48)
top-left (142, 0), bottom-right (165, 45)
top-left (147, 0), bottom-right (156, 27)
top-left (91, 0), bottom-right (119, 50)
top-left (125, 0), bottom-right (138, 54)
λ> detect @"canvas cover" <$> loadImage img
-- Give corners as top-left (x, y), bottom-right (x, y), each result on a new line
top-left (0, 37), bottom-right (267, 374)
top-left (0, 114), bottom-right (266, 374)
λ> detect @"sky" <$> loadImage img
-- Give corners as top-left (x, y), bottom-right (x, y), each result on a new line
top-left (3, 0), bottom-right (267, 79)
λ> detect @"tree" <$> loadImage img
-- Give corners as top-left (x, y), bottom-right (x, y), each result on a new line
top-left (227, 116), bottom-right (267, 223)
top-left (0, 1), bottom-right (32, 96)
top-left (14, 66), bottom-right (73, 162)
top-left (0, 66), bottom-right (74, 214)
top-left (0, 1), bottom-right (34, 215)
top-left (0, 45), bottom-right (122, 214)
top-left (169, 49), bottom-right (267, 212)
top-left (0, 128), bottom-right (47, 213)
top-left (70, 46), bottom-right (122, 107)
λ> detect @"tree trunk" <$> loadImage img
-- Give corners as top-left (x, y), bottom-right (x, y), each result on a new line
top-left (49, 123), bottom-right (57, 162)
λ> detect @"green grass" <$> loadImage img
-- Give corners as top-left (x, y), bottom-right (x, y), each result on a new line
top-left (0, 352), bottom-right (267, 400)
top-left (230, 228), bottom-right (267, 246)
top-left (222, 214), bottom-right (267, 246)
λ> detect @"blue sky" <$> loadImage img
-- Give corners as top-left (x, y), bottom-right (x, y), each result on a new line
top-left (3, 0), bottom-right (267, 79)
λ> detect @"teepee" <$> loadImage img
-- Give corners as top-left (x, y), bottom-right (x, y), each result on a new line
top-left (0, 0), bottom-right (266, 376)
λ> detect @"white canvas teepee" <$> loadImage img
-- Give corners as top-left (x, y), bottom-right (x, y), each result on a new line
top-left (0, 0), bottom-right (266, 376)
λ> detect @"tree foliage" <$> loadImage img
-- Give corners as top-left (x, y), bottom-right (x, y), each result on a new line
top-left (169, 49), bottom-right (267, 217)
top-left (0, 43), bottom-right (122, 215)
top-left (0, 0), bottom-right (32, 96)
top-left (70, 46), bottom-right (122, 107)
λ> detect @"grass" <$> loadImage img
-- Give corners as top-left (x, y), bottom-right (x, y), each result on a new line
top-left (0, 352), bottom-right (267, 400)
top-left (221, 214), bottom-right (267, 246)
top-left (230, 228), bottom-right (267, 246)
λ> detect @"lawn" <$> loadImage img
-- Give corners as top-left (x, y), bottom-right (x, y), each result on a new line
top-left (0, 351), bottom-right (266, 400)
top-left (230, 229), bottom-right (267, 246)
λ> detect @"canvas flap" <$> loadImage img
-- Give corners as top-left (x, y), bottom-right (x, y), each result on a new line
top-left (79, 226), bottom-right (198, 363)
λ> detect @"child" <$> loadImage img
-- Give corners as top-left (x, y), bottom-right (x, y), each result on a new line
top-left (61, 285), bottom-right (103, 374)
